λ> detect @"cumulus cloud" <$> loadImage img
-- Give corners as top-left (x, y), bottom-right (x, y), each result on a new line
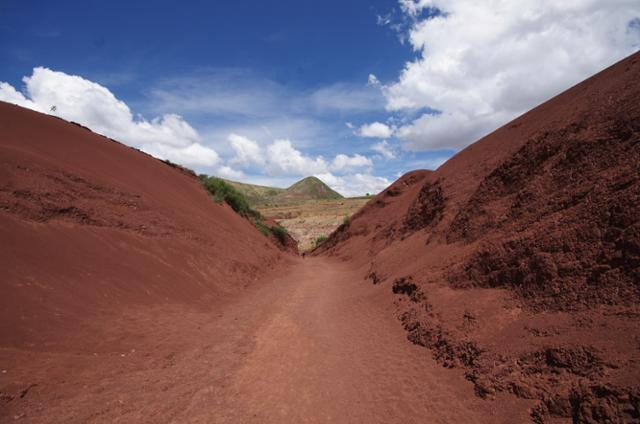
top-left (0, 82), bottom-right (37, 109)
top-left (265, 139), bottom-right (328, 176)
top-left (314, 172), bottom-right (391, 197)
top-left (228, 133), bottom-right (265, 166)
top-left (223, 134), bottom-right (375, 177)
top-left (371, 140), bottom-right (396, 159)
top-left (385, 0), bottom-right (640, 151)
top-left (358, 121), bottom-right (394, 138)
top-left (330, 153), bottom-right (372, 172)
top-left (143, 143), bottom-right (220, 167)
top-left (216, 165), bottom-right (245, 180)
top-left (0, 67), bottom-right (220, 167)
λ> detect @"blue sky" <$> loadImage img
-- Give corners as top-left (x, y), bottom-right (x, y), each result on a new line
top-left (2, 0), bottom-right (638, 195)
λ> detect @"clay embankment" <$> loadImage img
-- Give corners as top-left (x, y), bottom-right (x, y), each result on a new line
top-left (315, 52), bottom-right (640, 422)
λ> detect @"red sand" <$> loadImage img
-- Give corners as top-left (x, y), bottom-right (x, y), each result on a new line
top-left (315, 52), bottom-right (640, 422)
top-left (0, 101), bottom-right (286, 350)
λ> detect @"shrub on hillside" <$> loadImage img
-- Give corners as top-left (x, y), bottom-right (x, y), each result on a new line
top-left (254, 220), bottom-right (271, 237)
top-left (271, 225), bottom-right (289, 244)
top-left (314, 235), bottom-right (328, 247)
top-left (201, 176), bottom-right (259, 218)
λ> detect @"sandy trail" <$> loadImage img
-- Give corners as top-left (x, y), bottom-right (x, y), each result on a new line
top-left (1, 257), bottom-right (530, 423)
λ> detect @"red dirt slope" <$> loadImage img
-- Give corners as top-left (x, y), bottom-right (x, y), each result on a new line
top-left (0, 101), bottom-right (285, 349)
top-left (315, 52), bottom-right (640, 422)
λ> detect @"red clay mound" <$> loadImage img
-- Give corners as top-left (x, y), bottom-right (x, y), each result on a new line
top-left (0, 102), bottom-right (286, 349)
top-left (316, 52), bottom-right (640, 422)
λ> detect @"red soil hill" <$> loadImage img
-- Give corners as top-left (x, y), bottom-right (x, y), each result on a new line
top-left (0, 102), bottom-right (285, 349)
top-left (315, 52), bottom-right (640, 422)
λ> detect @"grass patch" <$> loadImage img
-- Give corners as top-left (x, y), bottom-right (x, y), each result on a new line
top-left (200, 175), bottom-right (259, 219)
top-left (271, 225), bottom-right (289, 244)
top-left (313, 235), bottom-right (328, 247)
top-left (255, 220), bottom-right (271, 237)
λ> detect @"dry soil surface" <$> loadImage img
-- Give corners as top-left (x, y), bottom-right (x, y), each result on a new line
top-left (1, 257), bottom-right (531, 423)
top-left (258, 198), bottom-right (370, 251)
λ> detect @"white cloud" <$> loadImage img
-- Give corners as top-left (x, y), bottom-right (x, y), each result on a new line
top-left (0, 67), bottom-right (220, 168)
top-left (371, 140), bottom-right (396, 159)
top-left (385, 0), bottom-right (640, 151)
top-left (399, 0), bottom-right (432, 16)
top-left (228, 133), bottom-right (265, 166)
top-left (330, 153), bottom-right (372, 172)
top-left (395, 110), bottom-right (513, 151)
top-left (0, 82), bottom-right (40, 110)
top-left (221, 135), bottom-right (378, 180)
top-left (367, 74), bottom-right (381, 86)
top-left (314, 172), bottom-right (391, 197)
top-left (358, 121), bottom-right (394, 138)
top-left (216, 165), bottom-right (245, 180)
top-left (265, 139), bottom-right (328, 176)
top-left (143, 143), bottom-right (220, 167)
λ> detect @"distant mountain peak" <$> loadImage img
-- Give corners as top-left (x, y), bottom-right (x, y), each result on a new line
top-left (221, 175), bottom-right (343, 206)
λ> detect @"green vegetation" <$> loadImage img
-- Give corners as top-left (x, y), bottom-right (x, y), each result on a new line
top-left (270, 225), bottom-right (289, 244)
top-left (221, 179), bottom-right (286, 206)
top-left (200, 176), bottom-right (259, 219)
top-left (342, 215), bottom-right (350, 226)
top-left (222, 176), bottom-right (344, 207)
top-left (254, 220), bottom-right (271, 237)
top-left (313, 235), bottom-right (328, 247)
top-left (199, 175), bottom-right (291, 247)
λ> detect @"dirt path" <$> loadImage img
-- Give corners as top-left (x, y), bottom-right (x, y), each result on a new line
top-left (1, 257), bottom-right (530, 423)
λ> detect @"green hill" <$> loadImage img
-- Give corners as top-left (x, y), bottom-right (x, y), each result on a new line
top-left (277, 176), bottom-right (343, 203)
top-left (222, 176), bottom-right (343, 206)
top-left (221, 179), bottom-right (285, 206)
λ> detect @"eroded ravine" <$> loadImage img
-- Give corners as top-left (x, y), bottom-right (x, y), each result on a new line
top-left (176, 257), bottom-right (531, 423)
top-left (2, 257), bottom-right (531, 423)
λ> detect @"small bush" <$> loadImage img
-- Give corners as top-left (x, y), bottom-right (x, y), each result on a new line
top-left (255, 220), bottom-right (270, 237)
top-left (342, 215), bottom-right (350, 226)
top-left (314, 235), bottom-right (328, 247)
top-left (201, 176), bottom-right (258, 218)
top-left (271, 225), bottom-right (288, 244)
